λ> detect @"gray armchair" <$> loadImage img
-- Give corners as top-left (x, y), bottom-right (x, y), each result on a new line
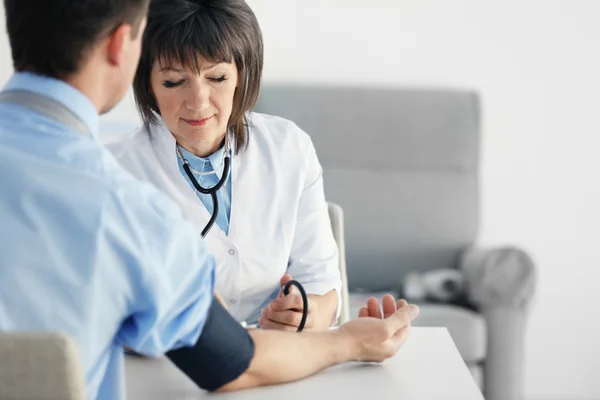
top-left (0, 332), bottom-right (86, 400)
top-left (255, 85), bottom-right (536, 400)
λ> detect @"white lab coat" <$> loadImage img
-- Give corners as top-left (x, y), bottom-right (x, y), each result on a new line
top-left (107, 112), bottom-right (342, 324)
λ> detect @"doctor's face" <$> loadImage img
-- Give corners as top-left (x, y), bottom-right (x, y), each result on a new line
top-left (150, 56), bottom-right (238, 155)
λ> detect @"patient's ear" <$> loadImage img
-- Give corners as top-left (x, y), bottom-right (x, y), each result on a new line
top-left (106, 24), bottom-right (133, 67)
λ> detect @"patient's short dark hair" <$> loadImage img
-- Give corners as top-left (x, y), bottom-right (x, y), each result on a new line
top-left (4, 0), bottom-right (149, 79)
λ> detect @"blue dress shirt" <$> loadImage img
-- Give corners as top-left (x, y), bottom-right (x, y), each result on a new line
top-left (0, 72), bottom-right (215, 400)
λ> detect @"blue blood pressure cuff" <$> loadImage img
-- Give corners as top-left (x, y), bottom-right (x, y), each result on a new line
top-left (166, 297), bottom-right (255, 391)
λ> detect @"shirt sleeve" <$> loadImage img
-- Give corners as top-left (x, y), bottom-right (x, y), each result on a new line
top-left (285, 126), bottom-right (343, 323)
top-left (104, 173), bottom-right (216, 356)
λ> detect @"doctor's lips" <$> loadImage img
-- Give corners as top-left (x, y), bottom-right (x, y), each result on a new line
top-left (182, 115), bottom-right (213, 127)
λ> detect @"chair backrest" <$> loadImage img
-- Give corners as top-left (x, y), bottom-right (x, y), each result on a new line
top-left (256, 85), bottom-right (481, 292)
top-left (328, 201), bottom-right (351, 324)
top-left (0, 332), bottom-right (86, 400)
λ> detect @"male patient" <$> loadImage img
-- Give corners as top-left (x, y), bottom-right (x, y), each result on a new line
top-left (0, 0), bottom-right (419, 399)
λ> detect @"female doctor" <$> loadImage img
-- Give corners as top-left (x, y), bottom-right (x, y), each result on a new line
top-left (108, 0), bottom-right (342, 331)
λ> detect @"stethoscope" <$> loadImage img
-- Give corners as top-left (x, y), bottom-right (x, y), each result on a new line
top-left (175, 134), bottom-right (308, 332)
top-left (176, 134), bottom-right (231, 238)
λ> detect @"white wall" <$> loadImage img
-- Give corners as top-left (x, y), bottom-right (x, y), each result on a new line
top-left (0, 5), bottom-right (10, 84)
top-left (1, 1), bottom-right (599, 399)
top-left (244, 1), bottom-right (600, 399)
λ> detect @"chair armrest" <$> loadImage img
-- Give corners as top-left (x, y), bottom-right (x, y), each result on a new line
top-left (459, 246), bottom-right (536, 400)
top-left (459, 246), bottom-right (536, 309)
top-left (0, 332), bottom-right (86, 400)
top-left (328, 201), bottom-right (351, 324)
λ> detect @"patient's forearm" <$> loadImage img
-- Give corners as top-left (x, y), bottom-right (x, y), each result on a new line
top-left (217, 328), bottom-right (352, 391)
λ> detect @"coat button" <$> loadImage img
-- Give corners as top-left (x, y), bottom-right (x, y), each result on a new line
top-left (229, 249), bottom-right (235, 255)
top-left (230, 299), bottom-right (237, 304)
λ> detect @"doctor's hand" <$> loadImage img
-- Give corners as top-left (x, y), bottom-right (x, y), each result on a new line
top-left (259, 274), bottom-right (328, 332)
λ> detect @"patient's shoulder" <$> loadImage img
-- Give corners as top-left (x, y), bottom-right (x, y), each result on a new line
top-left (105, 125), bottom-right (152, 161)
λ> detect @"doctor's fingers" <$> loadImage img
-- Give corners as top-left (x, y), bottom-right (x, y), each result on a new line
top-left (270, 293), bottom-right (313, 312)
top-left (279, 274), bottom-right (294, 288)
top-left (263, 308), bottom-right (312, 329)
top-left (259, 316), bottom-right (301, 332)
top-left (277, 274), bottom-right (294, 297)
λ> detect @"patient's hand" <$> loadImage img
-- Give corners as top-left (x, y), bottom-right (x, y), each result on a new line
top-left (358, 295), bottom-right (409, 319)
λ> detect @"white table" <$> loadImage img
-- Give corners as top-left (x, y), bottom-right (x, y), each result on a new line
top-left (125, 327), bottom-right (484, 400)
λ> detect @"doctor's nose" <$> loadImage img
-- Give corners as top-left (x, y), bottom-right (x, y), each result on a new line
top-left (185, 83), bottom-right (210, 112)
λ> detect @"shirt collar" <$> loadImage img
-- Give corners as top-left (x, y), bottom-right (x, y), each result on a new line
top-left (2, 72), bottom-right (100, 139)
top-left (177, 143), bottom-right (229, 179)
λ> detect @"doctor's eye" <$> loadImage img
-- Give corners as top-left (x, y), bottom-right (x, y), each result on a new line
top-left (208, 75), bottom-right (227, 83)
top-left (163, 79), bottom-right (184, 88)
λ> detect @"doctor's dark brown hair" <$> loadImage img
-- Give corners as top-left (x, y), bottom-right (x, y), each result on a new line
top-left (4, 0), bottom-right (149, 79)
top-left (133, 0), bottom-right (264, 154)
